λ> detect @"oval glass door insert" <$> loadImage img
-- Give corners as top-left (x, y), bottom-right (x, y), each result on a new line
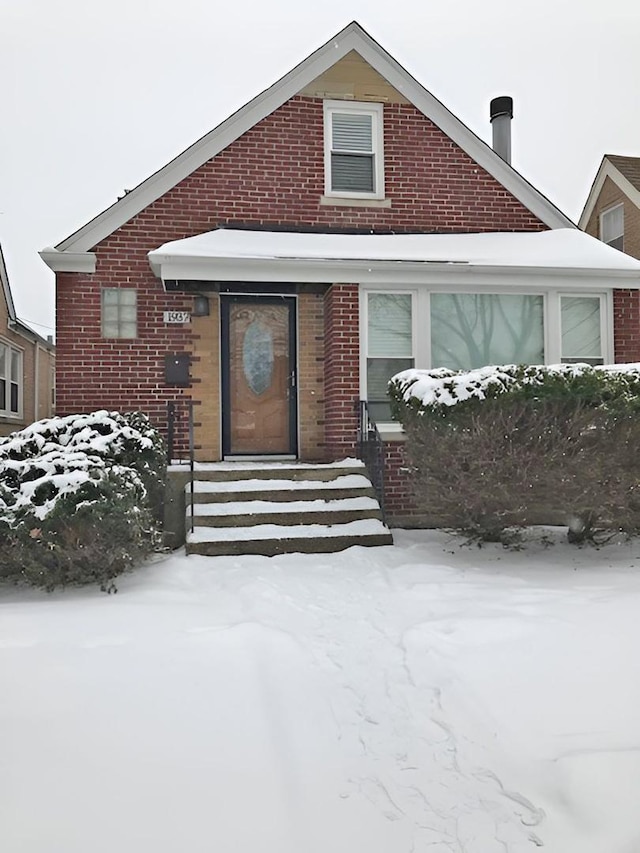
top-left (243, 320), bottom-right (274, 395)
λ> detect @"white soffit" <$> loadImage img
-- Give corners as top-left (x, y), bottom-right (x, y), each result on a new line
top-left (52, 22), bottom-right (573, 259)
top-left (148, 228), bottom-right (640, 285)
top-left (579, 157), bottom-right (640, 229)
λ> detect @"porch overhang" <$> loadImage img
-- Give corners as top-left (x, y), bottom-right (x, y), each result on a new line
top-left (148, 228), bottom-right (640, 290)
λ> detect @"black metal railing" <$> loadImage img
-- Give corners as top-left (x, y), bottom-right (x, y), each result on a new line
top-left (167, 400), bottom-right (196, 534)
top-left (356, 400), bottom-right (386, 520)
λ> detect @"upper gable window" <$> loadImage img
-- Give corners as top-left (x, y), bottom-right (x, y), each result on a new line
top-left (600, 204), bottom-right (624, 251)
top-left (324, 101), bottom-right (384, 199)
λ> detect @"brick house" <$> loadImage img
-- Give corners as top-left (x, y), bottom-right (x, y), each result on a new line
top-left (0, 245), bottom-right (55, 437)
top-left (40, 22), bottom-right (640, 527)
top-left (580, 155), bottom-right (640, 260)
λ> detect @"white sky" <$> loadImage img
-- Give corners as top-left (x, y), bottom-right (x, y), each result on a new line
top-left (1, 0), bottom-right (639, 339)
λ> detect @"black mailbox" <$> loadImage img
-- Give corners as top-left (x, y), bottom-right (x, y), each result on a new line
top-left (164, 353), bottom-right (191, 386)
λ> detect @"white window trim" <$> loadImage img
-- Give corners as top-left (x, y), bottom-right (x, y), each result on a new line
top-left (359, 285), bottom-right (613, 428)
top-left (0, 339), bottom-right (24, 420)
top-left (323, 100), bottom-right (384, 200)
top-left (600, 203), bottom-right (624, 249)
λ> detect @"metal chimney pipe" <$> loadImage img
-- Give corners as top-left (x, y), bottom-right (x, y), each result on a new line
top-left (489, 96), bottom-right (513, 164)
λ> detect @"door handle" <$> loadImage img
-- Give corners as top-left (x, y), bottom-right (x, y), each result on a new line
top-left (289, 369), bottom-right (296, 388)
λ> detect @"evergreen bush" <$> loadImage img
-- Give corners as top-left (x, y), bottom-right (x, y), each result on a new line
top-left (389, 364), bottom-right (640, 542)
top-left (0, 411), bottom-right (166, 590)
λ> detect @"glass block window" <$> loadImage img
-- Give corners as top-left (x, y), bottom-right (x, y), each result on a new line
top-left (324, 101), bottom-right (383, 198)
top-left (366, 293), bottom-right (414, 422)
top-left (561, 296), bottom-right (603, 365)
top-left (101, 288), bottom-right (137, 338)
top-left (601, 204), bottom-right (624, 251)
top-left (430, 293), bottom-right (545, 370)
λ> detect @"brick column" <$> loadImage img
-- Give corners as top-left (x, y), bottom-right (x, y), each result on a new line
top-left (613, 290), bottom-right (640, 362)
top-left (324, 283), bottom-right (360, 459)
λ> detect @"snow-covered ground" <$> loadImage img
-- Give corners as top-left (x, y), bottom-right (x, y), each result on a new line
top-left (3, 529), bottom-right (640, 852)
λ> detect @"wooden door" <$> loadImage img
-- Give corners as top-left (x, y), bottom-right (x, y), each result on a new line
top-left (221, 296), bottom-right (297, 456)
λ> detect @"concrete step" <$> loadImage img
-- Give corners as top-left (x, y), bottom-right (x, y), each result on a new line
top-left (187, 496), bottom-right (383, 527)
top-left (188, 474), bottom-right (376, 503)
top-left (185, 518), bottom-right (393, 557)
top-left (180, 459), bottom-right (392, 557)
top-left (171, 459), bottom-right (366, 482)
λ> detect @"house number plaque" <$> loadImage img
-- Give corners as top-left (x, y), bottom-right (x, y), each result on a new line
top-left (163, 311), bottom-right (191, 324)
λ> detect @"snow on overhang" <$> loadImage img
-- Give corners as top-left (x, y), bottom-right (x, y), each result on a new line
top-left (148, 228), bottom-right (640, 287)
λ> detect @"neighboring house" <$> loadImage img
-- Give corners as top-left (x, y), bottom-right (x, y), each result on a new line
top-left (40, 22), bottom-right (640, 524)
top-left (0, 245), bottom-right (55, 437)
top-left (580, 155), bottom-right (640, 259)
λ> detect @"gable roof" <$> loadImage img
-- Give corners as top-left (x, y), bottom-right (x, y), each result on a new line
top-left (0, 244), bottom-right (54, 347)
top-left (579, 154), bottom-right (640, 229)
top-left (41, 21), bottom-right (573, 270)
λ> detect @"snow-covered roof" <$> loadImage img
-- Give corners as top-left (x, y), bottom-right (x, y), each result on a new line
top-left (41, 22), bottom-right (573, 271)
top-left (148, 228), bottom-right (640, 286)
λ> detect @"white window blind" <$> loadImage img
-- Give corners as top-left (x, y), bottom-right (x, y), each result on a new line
top-left (561, 296), bottom-right (602, 364)
top-left (367, 293), bottom-right (413, 421)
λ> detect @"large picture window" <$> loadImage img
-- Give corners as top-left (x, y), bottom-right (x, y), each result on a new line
top-left (0, 342), bottom-right (22, 418)
top-left (324, 101), bottom-right (384, 199)
top-left (430, 293), bottom-right (545, 369)
top-left (361, 288), bottom-right (610, 424)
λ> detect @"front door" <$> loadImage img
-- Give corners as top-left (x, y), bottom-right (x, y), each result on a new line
top-left (221, 296), bottom-right (298, 456)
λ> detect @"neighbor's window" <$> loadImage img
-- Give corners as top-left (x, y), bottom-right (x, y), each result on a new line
top-left (0, 342), bottom-right (22, 417)
top-left (324, 101), bottom-right (384, 198)
top-left (600, 204), bottom-right (624, 251)
top-left (101, 288), bottom-right (137, 338)
top-left (430, 293), bottom-right (545, 370)
top-left (560, 295), bottom-right (603, 365)
top-left (366, 292), bottom-right (414, 422)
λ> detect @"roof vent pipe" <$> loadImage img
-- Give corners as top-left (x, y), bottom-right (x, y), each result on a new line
top-left (489, 96), bottom-right (513, 164)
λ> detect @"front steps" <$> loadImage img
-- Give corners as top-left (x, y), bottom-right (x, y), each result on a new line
top-left (183, 460), bottom-right (393, 556)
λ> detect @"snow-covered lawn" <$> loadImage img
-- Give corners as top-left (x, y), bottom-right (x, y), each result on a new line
top-left (3, 530), bottom-right (640, 852)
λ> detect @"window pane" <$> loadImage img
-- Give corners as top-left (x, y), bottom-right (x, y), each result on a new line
top-left (561, 296), bottom-right (602, 361)
top-left (11, 351), bottom-right (20, 382)
top-left (0, 345), bottom-right (5, 379)
top-left (10, 382), bottom-right (18, 413)
top-left (602, 206), bottom-right (623, 245)
top-left (119, 321), bottom-right (137, 339)
top-left (102, 288), bottom-right (120, 305)
top-left (119, 289), bottom-right (137, 305)
top-left (332, 113), bottom-right (373, 152)
top-left (367, 357), bottom-right (414, 422)
top-left (0, 378), bottom-right (5, 410)
top-left (120, 305), bottom-right (137, 322)
top-left (331, 153), bottom-right (374, 192)
top-left (431, 293), bottom-right (544, 369)
top-left (368, 294), bottom-right (412, 357)
top-left (102, 322), bottom-right (120, 338)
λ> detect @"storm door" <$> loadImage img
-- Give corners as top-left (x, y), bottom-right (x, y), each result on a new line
top-left (221, 296), bottom-right (298, 456)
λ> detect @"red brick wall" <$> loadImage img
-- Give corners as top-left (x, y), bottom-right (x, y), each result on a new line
top-left (613, 290), bottom-right (640, 362)
top-left (324, 284), bottom-right (360, 459)
top-left (56, 94), bottom-right (549, 450)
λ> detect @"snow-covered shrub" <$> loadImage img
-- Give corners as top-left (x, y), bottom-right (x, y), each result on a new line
top-left (389, 364), bottom-right (640, 542)
top-left (0, 411), bottom-right (166, 590)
